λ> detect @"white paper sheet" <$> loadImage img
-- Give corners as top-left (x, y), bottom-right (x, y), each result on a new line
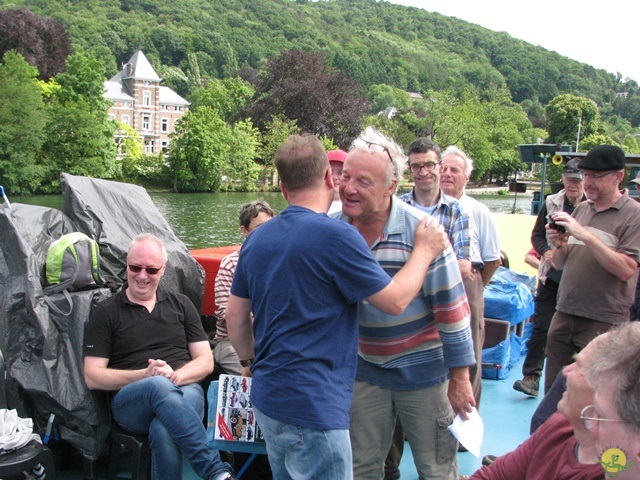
top-left (447, 407), bottom-right (484, 457)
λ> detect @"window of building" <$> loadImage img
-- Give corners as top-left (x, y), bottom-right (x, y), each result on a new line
top-left (143, 90), bottom-right (151, 107)
top-left (142, 115), bottom-right (150, 131)
top-left (121, 115), bottom-right (130, 126)
top-left (161, 140), bottom-right (169, 153)
top-left (161, 118), bottom-right (169, 133)
top-left (122, 101), bottom-right (131, 108)
top-left (161, 104), bottom-right (168, 111)
top-left (108, 114), bottom-right (115, 121)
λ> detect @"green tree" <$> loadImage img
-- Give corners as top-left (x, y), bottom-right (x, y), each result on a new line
top-left (116, 122), bottom-right (144, 178)
top-left (0, 51), bottom-right (48, 194)
top-left (224, 119), bottom-right (262, 189)
top-left (545, 94), bottom-right (599, 146)
top-left (366, 84), bottom-right (412, 114)
top-left (190, 77), bottom-right (254, 121)
top-left (167, 107), bottom-right (232, 192)
top-left (579, 134), bottom-right (619, 152)
top-left (39, 49), bottom-right (116, 192)
top-left (257, 114), bottom-right (299, 185)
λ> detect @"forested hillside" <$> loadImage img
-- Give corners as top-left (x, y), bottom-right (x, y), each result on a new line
top-left (3, 0), bottom-right (638, 114)
top-left (2, 0), bottom-right (640, 194)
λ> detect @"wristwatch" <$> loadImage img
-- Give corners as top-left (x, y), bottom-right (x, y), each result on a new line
top-left (240, 358), bottom-right (254, 368)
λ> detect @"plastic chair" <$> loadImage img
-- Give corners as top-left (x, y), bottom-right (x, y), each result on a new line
top-left (108, 423), bottom-right (151, 480)
top-left (206, 380), bottom-right (268, 479)
top-left (0, 349), bottom-right (57, 479)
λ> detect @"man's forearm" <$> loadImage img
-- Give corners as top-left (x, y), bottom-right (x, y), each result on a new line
top-left (480, 260), bottom-right (500, 286)
top-left (581, 231), bottom-right (638, 281)
top-left (84, 366), bottom-right (147, 391)
top-left (174, 361), bottom-right (212, 385)
top-left (226, 295), bottom-right (255, 361)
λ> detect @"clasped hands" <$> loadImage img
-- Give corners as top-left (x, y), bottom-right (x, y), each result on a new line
top-left (145, 358), bottom-right (180, 384)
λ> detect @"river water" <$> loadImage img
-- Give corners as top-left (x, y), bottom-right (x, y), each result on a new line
top-left (13, 190), bottom-right (534, 249)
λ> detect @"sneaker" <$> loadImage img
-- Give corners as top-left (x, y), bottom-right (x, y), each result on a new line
top-left (513, 375), bottom-right (539, 397)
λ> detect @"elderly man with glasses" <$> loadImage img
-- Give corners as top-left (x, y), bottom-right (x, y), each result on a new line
top-left (333, 127), bottom-right (475, 480)
top-left (466, 333), bottom-right (606, 479)
top-left (83, 233), bottom-right (235, 480)
top-left (543, 145), bottom-right (640, 394)
top-left (585, 322), bottom-right (640, 479)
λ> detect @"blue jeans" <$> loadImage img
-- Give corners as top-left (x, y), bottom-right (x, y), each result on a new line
top-left (253, 406), bottom-right (353, 480)
top-left (111, 376), bottom-right (232, 480)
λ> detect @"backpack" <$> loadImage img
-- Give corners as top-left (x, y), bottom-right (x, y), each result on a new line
top-left (44, 232), bottom-right (103, 315)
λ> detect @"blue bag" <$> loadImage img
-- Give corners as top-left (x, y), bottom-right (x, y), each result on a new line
top-left (484, 267), bottom-right (535, 325)
top-left (481, 332), bottom-right (522, 380)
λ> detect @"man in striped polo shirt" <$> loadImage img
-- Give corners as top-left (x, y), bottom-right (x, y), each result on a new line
top-left (333, 127), bottom-right (475, 480)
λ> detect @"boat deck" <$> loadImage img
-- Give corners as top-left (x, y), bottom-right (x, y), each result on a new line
top-left (52, 354), bottom-right (542, 479)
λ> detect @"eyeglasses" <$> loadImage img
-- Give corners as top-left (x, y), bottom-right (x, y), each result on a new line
top-left (409, 162), bottom-right (440, 174)
top-left (128, 264), bottom-right (164, 275)
top-left (582, 171), bottom-right (614, 180)
top-left (580, 405), bottom-right (625, 430)
top-left (356, 139), bottom-right (394, 165)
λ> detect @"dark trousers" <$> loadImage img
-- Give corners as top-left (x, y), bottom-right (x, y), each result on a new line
top-left (521, 279), bottom-right (558, 377)
top-left (544, 311), bottom-right (616, 393)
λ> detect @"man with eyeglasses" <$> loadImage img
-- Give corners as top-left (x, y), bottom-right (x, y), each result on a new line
top-left (544, 145), bottom-right (640, 394)
top-left (83, 233), bottom-right (235, 480)
top-left (466, 333), bottom-right (606, 479)
top-left (513, 158), bottom-right (586, 398)
top-left (585, 321), bottom-right (640, 479)
top-left (334, 128), bottom-right (475, 480)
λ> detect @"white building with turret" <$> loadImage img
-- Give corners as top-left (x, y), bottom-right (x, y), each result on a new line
top-left (104, 50), bottom-right (189, 155)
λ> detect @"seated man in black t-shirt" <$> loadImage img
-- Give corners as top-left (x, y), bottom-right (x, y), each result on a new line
top-left (83, 233), bottom-right (234, 480)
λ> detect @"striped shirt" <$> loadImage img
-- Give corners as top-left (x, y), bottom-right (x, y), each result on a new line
top-left (214, 250), bottom-right (239, 341)
top-left (334, 196), bottom-right (475, 390)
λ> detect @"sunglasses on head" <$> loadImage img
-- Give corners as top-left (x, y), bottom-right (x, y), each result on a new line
top-left (128, 264), bottom-right (163, 275)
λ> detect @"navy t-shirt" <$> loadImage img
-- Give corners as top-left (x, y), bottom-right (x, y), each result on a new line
top-left (231, 206), bottom-right (391, 430)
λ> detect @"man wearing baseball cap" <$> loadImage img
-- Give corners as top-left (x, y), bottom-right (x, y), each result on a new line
top-left (513, 157), bottom-right (586, 398)
top-left (544, 145), bottom-right (640, 393)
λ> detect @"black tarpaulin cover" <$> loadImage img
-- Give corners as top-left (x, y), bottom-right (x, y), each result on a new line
top-left (0, 173), bottom-right (206, 461)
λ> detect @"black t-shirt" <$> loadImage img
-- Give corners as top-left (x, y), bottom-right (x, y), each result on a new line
top-left (83, 285), bottom-right (207, 371)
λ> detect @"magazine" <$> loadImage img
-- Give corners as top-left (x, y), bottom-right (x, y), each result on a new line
top-left (214, 374), bottom-right (264, 443)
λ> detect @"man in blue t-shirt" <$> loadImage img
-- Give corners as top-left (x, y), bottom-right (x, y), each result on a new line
top-left (226, 134), bottom-right (450, 480)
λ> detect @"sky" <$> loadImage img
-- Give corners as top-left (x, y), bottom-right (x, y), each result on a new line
top-left (389, 0), bottom-right (640, 84)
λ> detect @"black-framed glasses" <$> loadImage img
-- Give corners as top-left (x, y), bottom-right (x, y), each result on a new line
top-left (128, 264), bottom-right (164, 275)
top-left (409, 162), bottom-right (440, 174)
top-left (583, 171), bottom-right (614, 180)
top-left (580, 405), bottom-right (625, 430)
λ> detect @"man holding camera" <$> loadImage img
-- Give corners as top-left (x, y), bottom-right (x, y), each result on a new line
top-left (544, 145), bottom-right (640, 394)
top-left (513, 158), bottom-right (585, 398)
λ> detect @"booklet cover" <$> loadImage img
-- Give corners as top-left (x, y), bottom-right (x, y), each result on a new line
top-left (214, 374), bottom-right (265, 443)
